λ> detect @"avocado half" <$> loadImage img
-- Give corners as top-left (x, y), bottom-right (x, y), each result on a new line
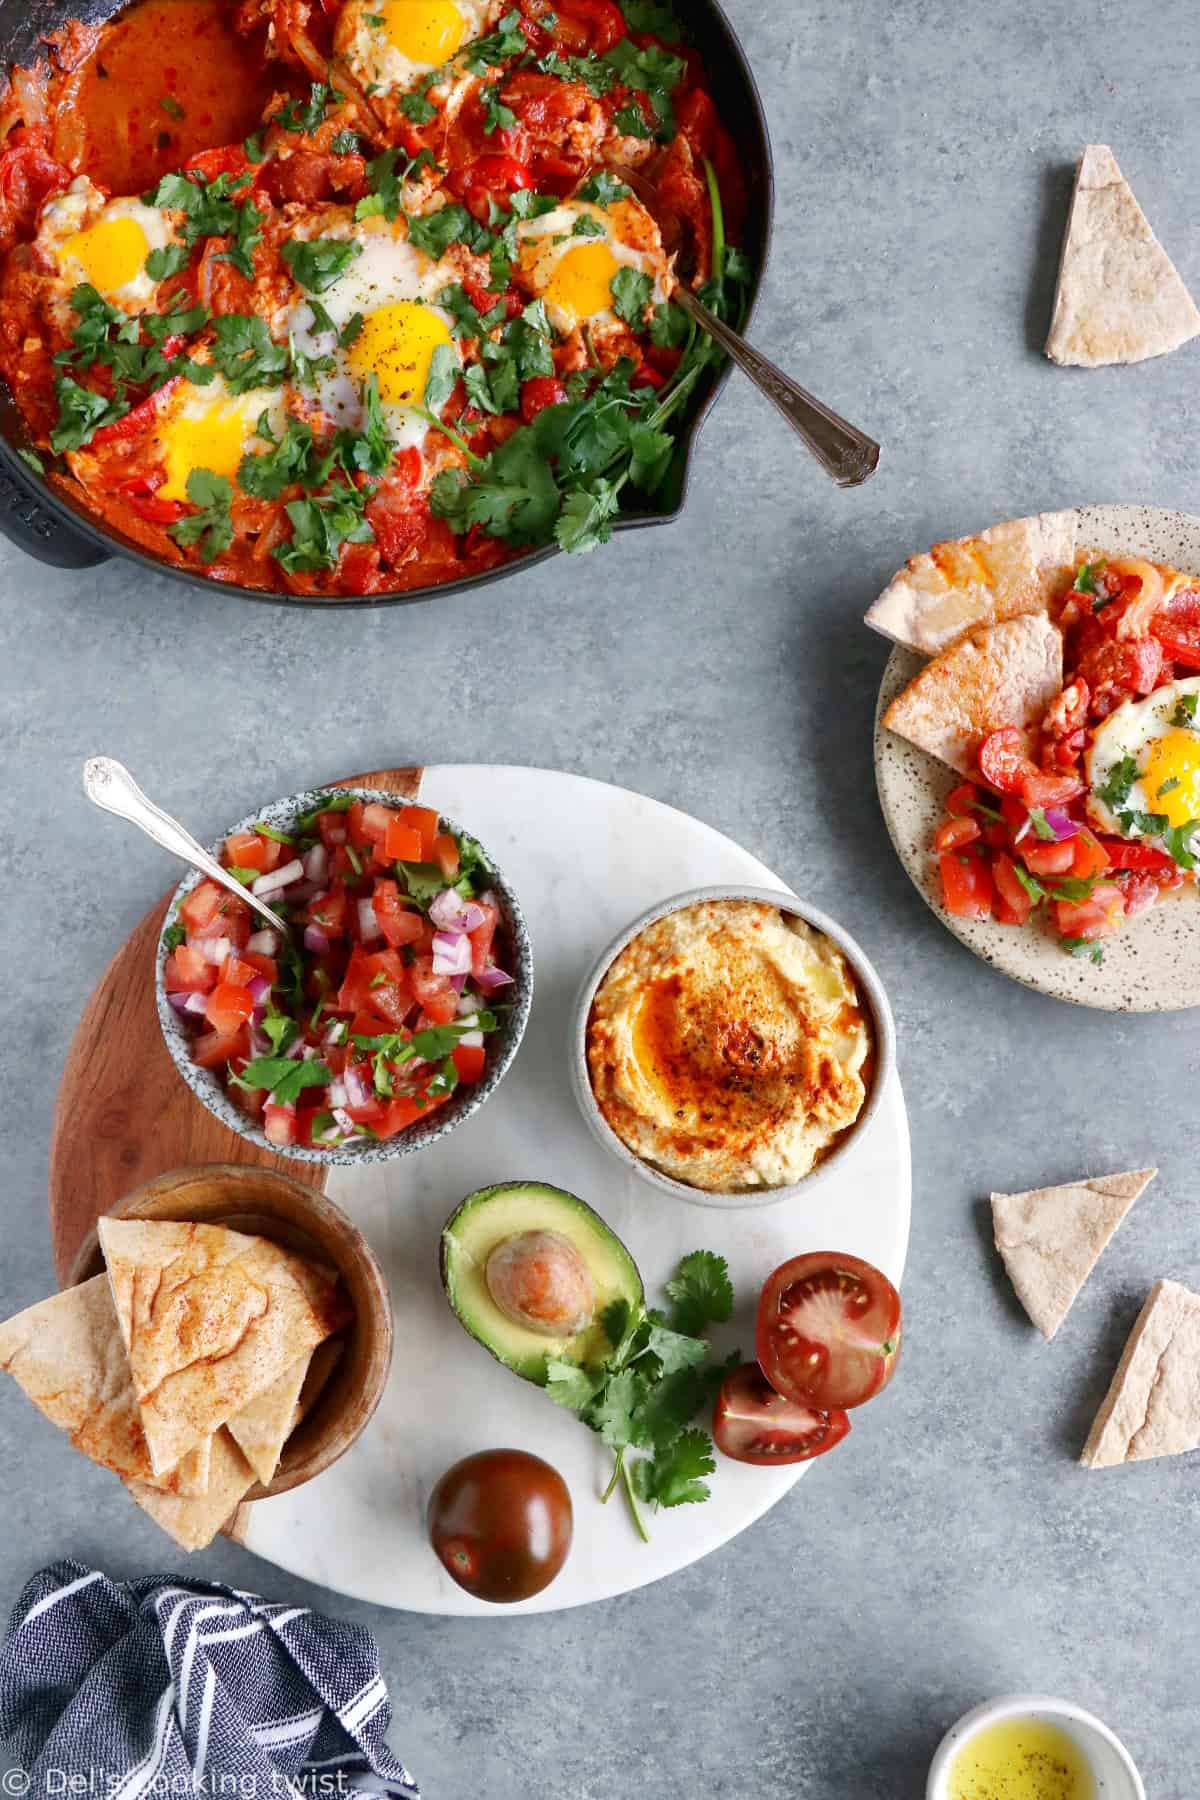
top-left (440, 1182), bottom-right (645, 1385)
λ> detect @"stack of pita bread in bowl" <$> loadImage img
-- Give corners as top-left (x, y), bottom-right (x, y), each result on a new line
top-left (0, 1166), bottom-right (391, 1550)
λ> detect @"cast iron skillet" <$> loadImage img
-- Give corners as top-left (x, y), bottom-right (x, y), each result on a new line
top-left (0, 0), bottom-right (773, 607)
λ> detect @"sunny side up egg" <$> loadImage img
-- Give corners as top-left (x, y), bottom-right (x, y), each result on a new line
top-left (514, 199), bottom-right (671, 336)
top-left (1087, 675), bottom-right (1200, 851)
top-left (40, 176), bottom-right (176, 311)
top-left (286, 218), bottom-right (461, 455)
top-left (336, 0), bottom-right (505, 97)
top-left (153, 376), bottom-right (287, 503)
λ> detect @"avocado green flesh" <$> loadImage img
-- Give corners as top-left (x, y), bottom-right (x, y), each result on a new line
top-left (441, 1182), bottom-right (644, 1384)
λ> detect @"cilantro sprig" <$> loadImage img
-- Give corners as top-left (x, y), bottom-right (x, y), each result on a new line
top-left (545, 1249), bottom-right (736, 1542)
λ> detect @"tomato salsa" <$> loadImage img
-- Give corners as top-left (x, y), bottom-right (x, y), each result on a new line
top-left (0, 0), bottom-right (747, 597)
top-left (163, 793), bottom-right (514, 1148)
top-left (935, 555), bottom-right (1200, 962)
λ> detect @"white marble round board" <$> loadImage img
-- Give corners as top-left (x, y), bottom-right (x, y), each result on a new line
top-left (875, 503), bottom-right (1200, 1013)
top-left (232, 765), bottom-right (912, 1614)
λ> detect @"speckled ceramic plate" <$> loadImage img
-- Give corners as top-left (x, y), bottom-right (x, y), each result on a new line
top-left (874, 503), bottom-right (1200, 1012)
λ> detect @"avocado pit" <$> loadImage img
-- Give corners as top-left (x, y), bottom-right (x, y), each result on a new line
top-left (485, 1229), bottom-right (596, 1338)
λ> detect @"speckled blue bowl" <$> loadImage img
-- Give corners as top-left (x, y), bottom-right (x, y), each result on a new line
top-left (155, 785), bottom-right (533, 1165)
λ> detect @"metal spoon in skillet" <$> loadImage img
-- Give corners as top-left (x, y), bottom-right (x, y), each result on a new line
top-left (610, 164), bottom-right (881, 489)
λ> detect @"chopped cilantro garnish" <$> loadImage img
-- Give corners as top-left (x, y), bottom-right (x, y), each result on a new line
top-left (330, 129), bottom-right (361, 155)
top-left (167, 469), bottom-right (234, 563)
top-left (1061, 936), bottom-right (1105, 965)
top-left (210, 313), bottom-right (290, 393)
top-left (282, 236), bottom-right (360, 293)
top-left (610, 266), bottom-right (654, 327)
top-left (1171, 692), bottom-right (1199, 729)
top-left (1096, 755), bottom-right (1138, 814)
top-left (231, 1054), bottom-right (331, 1105)
top-left (1073, 558), bottom-right (1106, 595)
top-left (577, 171), bottom-right (630, 206)
top-left (145, 243), bottom-right (190, 281)
top-left (273, 82), bottom-right (340, 135)
top-left (1026, 806), bottom-right (1058, 842)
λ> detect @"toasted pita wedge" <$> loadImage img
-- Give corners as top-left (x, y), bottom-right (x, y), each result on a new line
top-left (882, 613), bottom-right (1063, 775)
top-left (992, 1168), bottom-right (1155, 1339)
top-left (0, 1277), bottom-right (211, 1496)
top-left (1047, 145), bottom-right (1200, 368)
top-left (99, 1218), bottom-right (350, 1476)
top-left (296, 1337), bottom-right (343, 1424)
top-left (226, 1352), bottom-right (312, 1488)
top-left (1082, 1279), bottom-right (1200, 1468)
top-left (865, 513), bottom-right (1076, 655)
top-left (125, 1428), bottom-right (257, 1551)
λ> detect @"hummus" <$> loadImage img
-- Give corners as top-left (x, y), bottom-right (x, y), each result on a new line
top-left (586, 900), bottom-right (872, 1192)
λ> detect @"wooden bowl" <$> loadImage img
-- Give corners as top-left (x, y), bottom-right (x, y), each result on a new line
top-left (67, 1163), bottom-right (393, 1501)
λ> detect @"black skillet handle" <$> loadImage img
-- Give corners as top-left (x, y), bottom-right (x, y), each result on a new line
top-left (0, 451), bottom-right (110, 570)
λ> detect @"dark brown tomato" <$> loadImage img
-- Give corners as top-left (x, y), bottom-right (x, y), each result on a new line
top-left (428, 1449), bottom-right (573, 1603)
top-left (756, 1252), bottom-right (902, 1411)
top-left (713, 1363), bottom-right (850, 1466)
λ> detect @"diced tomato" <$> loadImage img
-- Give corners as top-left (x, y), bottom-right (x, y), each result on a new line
top-left (945, 782), bottom-right (982, 818)
top-left (242, 951), bottom-right (278, 985)
top-left (372, 879), bottom-right (425, 947)
top-left (360, 802), bottom-right (393, 846)
top-left (939, 851), bottom-right (994, 920)
top-left (977, 727), bottom-right (1029, 794)
top-left (420, 989), bottom-right (460, 1025)
top-left (224, 830), bottom-right (283, 874)
top-left (310, 888), bottom-right (349, 936)
top-left (183, 142), bottom-right (251, 184)
top-left (192, 1025), bottom-right (249, 1069)
top-left (205, 981), bottom-right (255, 1035)
top-left (410, 953), bottom-right (451, 1006)
top-left (220, 955), bottom-right (257, 989)
top-left (345, 1083), bottom-right (387, 1125)
top-left (1021, 837), bottom-right (1076, 876)
top-left (263, 1103), bottom-right (297, 1147)
top-left (383, 817), bottom-right (424, 862)
top-left (397, 805), bottom-right (440, 858)
top-left (317, 809), bottom-right (350, 848)
top-left (934, 817), bottom-right (980, 852)
top-left (1068, 828), bottom-right (1111, 880)
top-left (1117, 872), bottom-right (1163, 914)
top-left (1019, 767), bottom-right (1085, 807)
top-left (227, 1068), bottom-right (267, 1120)
top-left (554, 0), bottom-right (626, 49)
top-left (1152, 624), bottom-right (1200, 668)
top-left (991, 853), bottom-right (1034, 925)
top-left (181, 879), bottom-right (225, 933)
top-left (452, 1043), bottom-right (487, 1083)
top-left (163, 945), bottom-right (215, 993)
top-left (450, 152), bottom-right (534, 222)
top-left (374, 1089), bottom-right (449, 1139)
top-left (469, 897), bottom-right (500, 979)
top-left (433, 832), bottom-right (461, 878)
top-left (347, 800), bottom-right (372, 851)
top-left (1053, 883), bottom-right (1126, 942)
top-left (520, 376), bottom-right (568, 423)
top-left (1099, 838), bottom-right (1177, 872)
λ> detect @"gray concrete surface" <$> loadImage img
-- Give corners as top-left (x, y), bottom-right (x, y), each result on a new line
top-left (2, 0), bottom-right (1199, 1794)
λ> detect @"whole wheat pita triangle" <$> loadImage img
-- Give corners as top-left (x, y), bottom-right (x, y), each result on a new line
top-left (99, 1217), bottom-right (349, 1476)
top-left (992, 1167), bottom-right (1156, 1339)
top-left (1047, 144), bottom-right (1200, 367)
top-left (1082, 1278), bottom-right (1200, 1468)
top-left (226, 1352), bottom-right (312, 1488)
top-left (882, 612), bottom-right (1063, 775)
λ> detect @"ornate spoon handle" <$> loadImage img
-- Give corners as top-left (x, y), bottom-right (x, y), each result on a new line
top-left (672, 285), bottom-right (881, 488)
top-left (82, 756), bottom-right (290, 935)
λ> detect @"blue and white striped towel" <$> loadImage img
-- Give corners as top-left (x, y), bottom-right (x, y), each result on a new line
top-left (0, 1562), bottom-right (419, 1800)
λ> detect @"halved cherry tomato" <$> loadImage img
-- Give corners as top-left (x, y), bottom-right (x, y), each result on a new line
top-left (939, 851), bottom-right (994, 920)
top-left (756, 1252), bottom-right (902, 1411)
top-left (452, 1043), bottom-right (487, 1083)
top-left (1018, 767), bottom-right (1085, 808)
top-left (713, 1363), bottom-right (850, 1466)
top-left (991, 852), bottom-right (1034, 926)
top-left (934, 816), bottom-right (980, 852)
top-left (977, 726), bottom-right (1029, 794)
top-left (205, 981), bottom-right (255, 1035)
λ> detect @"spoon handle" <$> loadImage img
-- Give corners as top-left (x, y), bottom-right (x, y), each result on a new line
top-left (673, 287), bottom-right (881, 488)
top-left (82, 756), bottom-right (289, 936)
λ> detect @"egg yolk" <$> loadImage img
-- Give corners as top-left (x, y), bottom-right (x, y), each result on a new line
top-left (61, 215), bottom-right (150, 296)
top-left (159, 399), bottom-right (257, 502)
top-left (378, 0), bottom-right (466, 63)
top-left (347, 302), bottom-right (454, 407)
top-left (541, 241), bottom-right (621, 326)
top-left (1142, 729), bottom-right (1200, 829)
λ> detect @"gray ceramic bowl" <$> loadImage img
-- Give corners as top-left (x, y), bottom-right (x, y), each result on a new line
top-left (156, 785), bottom-right (533, 1165)
top-left (569, 885), bottom-right (896, 1210)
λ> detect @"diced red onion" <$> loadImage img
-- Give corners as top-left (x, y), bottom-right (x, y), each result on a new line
top-left (253, 858), bottom-right (305, 897)
top-left (429, 890), bottom-right (485, 934)
top-left (325, 825), bottom-right (347, 846)
top-left (344, 1063), bottom-right (372, 1109)
top-left (197, 936), bottom-right (233, 967)
top-left (357, 897), bottom-right (383, 943)
top-left (458, 1029), bottom-right (484, 1048)
top-left (249, 1026), bottom-right (271, 1060)
top-left (1043, 807), bottom-right (1081, 842)
top-left (287, 880), bottom-right (320, 906)
top-left (246, 929), bottom-right (279, 956)
top-left (328, 1078), bottom-right (349, 1109)
top-left (303, 843), bottom-right (329, 884)
top-left (475, 964), bottom-right (512, 992)
top-left (448, 972), bottom-right (468, 992)
top-left (251, 1004), bottom-right (266, 1028)
top-left (332, 1106), bottom-right (357, 1137)
top-left (323, 1019), bottom-right (347, 1046)
top-left (304, 923), bottom-right (331, 955)
top-left (432, 931), bottom-right (472, 976)
top-left (284, 1035), bottom-right (305, 1059)
top-left (247, 975), bottom-right (271, 1006)
top-left (168, 989), bottom-right (210, 1017)
top-left (456, 993), bottom-right (478, 1017)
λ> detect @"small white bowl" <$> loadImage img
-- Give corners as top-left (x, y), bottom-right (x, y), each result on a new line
top-left (568, 885), bottom-right (896, 1210)
top-left (927, 1694), bottom-right (1145, 1800)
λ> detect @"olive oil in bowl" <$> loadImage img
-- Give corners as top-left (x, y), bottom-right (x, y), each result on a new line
top-left (948, 1716), bottom-right (1096, 1800)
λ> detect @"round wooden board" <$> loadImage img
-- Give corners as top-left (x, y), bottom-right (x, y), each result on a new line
top-left (48, 763), bottom-right (423, 1283)
top-left (874, 503), bottom-right (1200, 1013)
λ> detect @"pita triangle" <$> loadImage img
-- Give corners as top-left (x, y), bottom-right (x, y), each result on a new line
top-left (226, 1352), bottom-right (312, 1487)
top-left (992, 1167), bottom-right (1156, 1339)
top-left (125, 1427), bottom-right (257, 1551)
top-left (882, 613), bottom-right (1063, 775)
top-left (1047, 145), bottom-right (1200, 366)
top-left (1082, 1279), bottom-right (1200, 1468)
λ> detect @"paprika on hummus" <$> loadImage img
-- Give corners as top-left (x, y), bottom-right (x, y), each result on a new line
top-left (585, 899), bottom-right (873, 1193)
